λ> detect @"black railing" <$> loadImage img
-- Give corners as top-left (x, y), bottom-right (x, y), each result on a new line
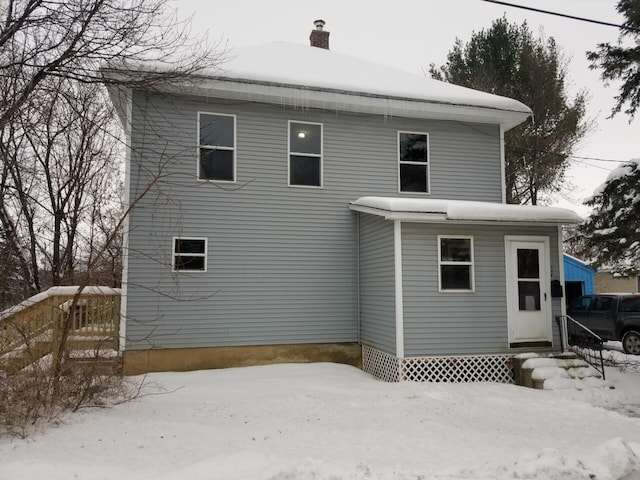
top-left (555, 315), bottom-right (606, 381)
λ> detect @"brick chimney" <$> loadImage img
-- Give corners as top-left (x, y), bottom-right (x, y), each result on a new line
top-left (309, 20), bottom-right (330, 49)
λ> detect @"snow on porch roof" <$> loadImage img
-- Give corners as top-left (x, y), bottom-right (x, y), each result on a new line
top-left (349, 197), bottom-right (582, 224)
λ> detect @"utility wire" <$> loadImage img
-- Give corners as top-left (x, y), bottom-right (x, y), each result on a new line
top-left (569, 155), bottom-right (629, 164)
top-left (481, 0), bottom-right (640, 33)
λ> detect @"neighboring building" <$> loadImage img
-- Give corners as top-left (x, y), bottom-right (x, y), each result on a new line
top-left (595, 270), bottom-right (640, 294)
top-left (105, 22), bottom-right (581, 382)
top-left (563, 254), bottom-right (595, 304)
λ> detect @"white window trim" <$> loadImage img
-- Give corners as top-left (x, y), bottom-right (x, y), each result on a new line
top-left (398, 130), bottom-right (430, 195)
top-left (197, 111), bottom-right (237, 183)
top-left (437, 235), bottom-right (475, 292)
top-left (288, 120), bottom-right (323, 188)
top-left (172, 237), bottom-right (208, 273)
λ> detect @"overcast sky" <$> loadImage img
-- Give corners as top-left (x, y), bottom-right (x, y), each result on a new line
top-left (178, 0), bottom-right (638, 213)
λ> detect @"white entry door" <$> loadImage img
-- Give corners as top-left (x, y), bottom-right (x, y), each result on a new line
top-left (505, 236), bottom-right (552, 345)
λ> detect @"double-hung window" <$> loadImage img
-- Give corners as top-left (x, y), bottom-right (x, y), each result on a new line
top-left (398, 131), bottom-right (429, 193)
top-left (198, 113), bottom-right (235, 182)
top-left (173, 237), bottom-right (207, 272)
top-left (438, 236), bottom-right (474, 291)
top-left (289, 121), bottom-right (322, 187)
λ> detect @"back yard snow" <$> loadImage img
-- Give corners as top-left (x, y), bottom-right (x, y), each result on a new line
top-left (3, 352), bottom-right (640, 479)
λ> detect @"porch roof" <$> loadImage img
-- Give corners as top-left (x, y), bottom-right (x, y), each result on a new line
top-left (349, 197), bottom-right (582, 224)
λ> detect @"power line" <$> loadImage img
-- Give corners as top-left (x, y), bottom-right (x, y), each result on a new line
top-left (567, 155), bottom-right (627, 167)
top-left (480, 0), bottom-right (640, 33)
top-left (570, 158), bottom-right (613, 172)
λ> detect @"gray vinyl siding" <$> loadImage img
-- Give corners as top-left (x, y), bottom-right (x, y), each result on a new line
top-left (401, 223), bottom-right (562, 356)
top-left (358, 215), bottom-right (396, 355)
top-left (124, 90), bottom-right (503, 349)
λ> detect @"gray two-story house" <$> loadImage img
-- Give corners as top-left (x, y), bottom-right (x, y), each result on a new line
top-left (107, 22), bottom-right (581, 381)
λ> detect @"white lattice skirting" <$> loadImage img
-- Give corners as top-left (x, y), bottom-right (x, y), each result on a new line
top-left (362, 346), bottom-right (515, 383)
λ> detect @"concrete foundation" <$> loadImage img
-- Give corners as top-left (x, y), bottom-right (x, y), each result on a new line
top-left (122, 343), bottom-right (362, 375)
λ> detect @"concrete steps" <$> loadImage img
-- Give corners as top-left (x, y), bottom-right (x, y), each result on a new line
top-left (513, 352), bottom-right (613, 390)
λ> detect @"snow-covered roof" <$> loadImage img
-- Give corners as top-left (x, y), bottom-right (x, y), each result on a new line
top-left (564, 253), bottom-right (591, 266)
top-left (105, 42), bottom-right (532, 129)
top-left (349, 197), bottom-right (582, 224)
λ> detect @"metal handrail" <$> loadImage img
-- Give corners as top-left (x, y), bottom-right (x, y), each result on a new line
top-left (556, 315), bottom-right (606, 380)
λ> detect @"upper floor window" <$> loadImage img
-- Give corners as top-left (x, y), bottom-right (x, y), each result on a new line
top-left (173, 237), bottom-right (207, 272)
top-left (398, 131), bottom-right (429, 193)
top-left (438, 236), bottom-right (474, 292)
top-left (289, 121), bottom-right (322, 187)
top-left (198, 113), bottom-right (235, 182)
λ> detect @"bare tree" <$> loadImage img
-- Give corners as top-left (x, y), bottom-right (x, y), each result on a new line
top-left (0, 0), bottom-right (226, 304)
top-left (0, 0), bottom-right (224, 130)
top-left (0, 80), bottom-right (118, 302)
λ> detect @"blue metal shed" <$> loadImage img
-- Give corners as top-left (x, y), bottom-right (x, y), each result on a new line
top-left (563, 254), bottom-right (595, 303)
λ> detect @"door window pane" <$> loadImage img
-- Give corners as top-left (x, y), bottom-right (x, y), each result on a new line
top-left (518, 281), bottom-right (541, 311)
top-left (517, 249), bottom-right (540, 279)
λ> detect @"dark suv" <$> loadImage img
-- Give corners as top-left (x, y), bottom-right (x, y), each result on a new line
top-left (567, 294), bottom-right (640, 354)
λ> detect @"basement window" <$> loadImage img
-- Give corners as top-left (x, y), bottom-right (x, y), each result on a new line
top-left (173, 237), bottom-right (207, 272)
top-left (438, 236), bottom-right (474, 291)
top-left (398, 131), bottom-right (429, 193)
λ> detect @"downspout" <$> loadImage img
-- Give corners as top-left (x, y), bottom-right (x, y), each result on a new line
top-left (500, 124), bottom-right (506, 204)
top-left (356, 212), bottom-right (361, 344)
top-left (394, 220), bottom-right (405, 359)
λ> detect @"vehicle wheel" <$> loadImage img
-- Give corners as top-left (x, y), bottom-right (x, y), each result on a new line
top-left (622, 331), bottom-right (640, 355)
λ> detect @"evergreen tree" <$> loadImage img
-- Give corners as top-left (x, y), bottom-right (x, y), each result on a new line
top-left (430, 17), bottom-right (588, 205)
top-left (588, 0), bottom-right (640, 118)
top-left (577, 160), bottom-right (640, 275)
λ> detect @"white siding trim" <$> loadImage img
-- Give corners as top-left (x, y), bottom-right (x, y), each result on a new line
top-left (119, 90), bottom-right (133, 353)
top-left (557, 226), bottom-right (568, 349)
top-left (500, 124), bottom-right (506, 204)
top-left (394, 220), bottom-right (404, 358)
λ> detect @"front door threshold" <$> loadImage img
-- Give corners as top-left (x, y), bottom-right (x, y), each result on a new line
top-left (510, 341), bottom-right (552, 349)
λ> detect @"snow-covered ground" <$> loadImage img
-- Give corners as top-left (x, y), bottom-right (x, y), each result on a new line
top-left (2, 357), bottom-right (640, 479)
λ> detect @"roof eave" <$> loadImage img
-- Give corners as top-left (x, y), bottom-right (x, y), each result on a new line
top-left (101, 67), bottom-right (532, 128)
top-left (192, 78), bottom-right (532, 129)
